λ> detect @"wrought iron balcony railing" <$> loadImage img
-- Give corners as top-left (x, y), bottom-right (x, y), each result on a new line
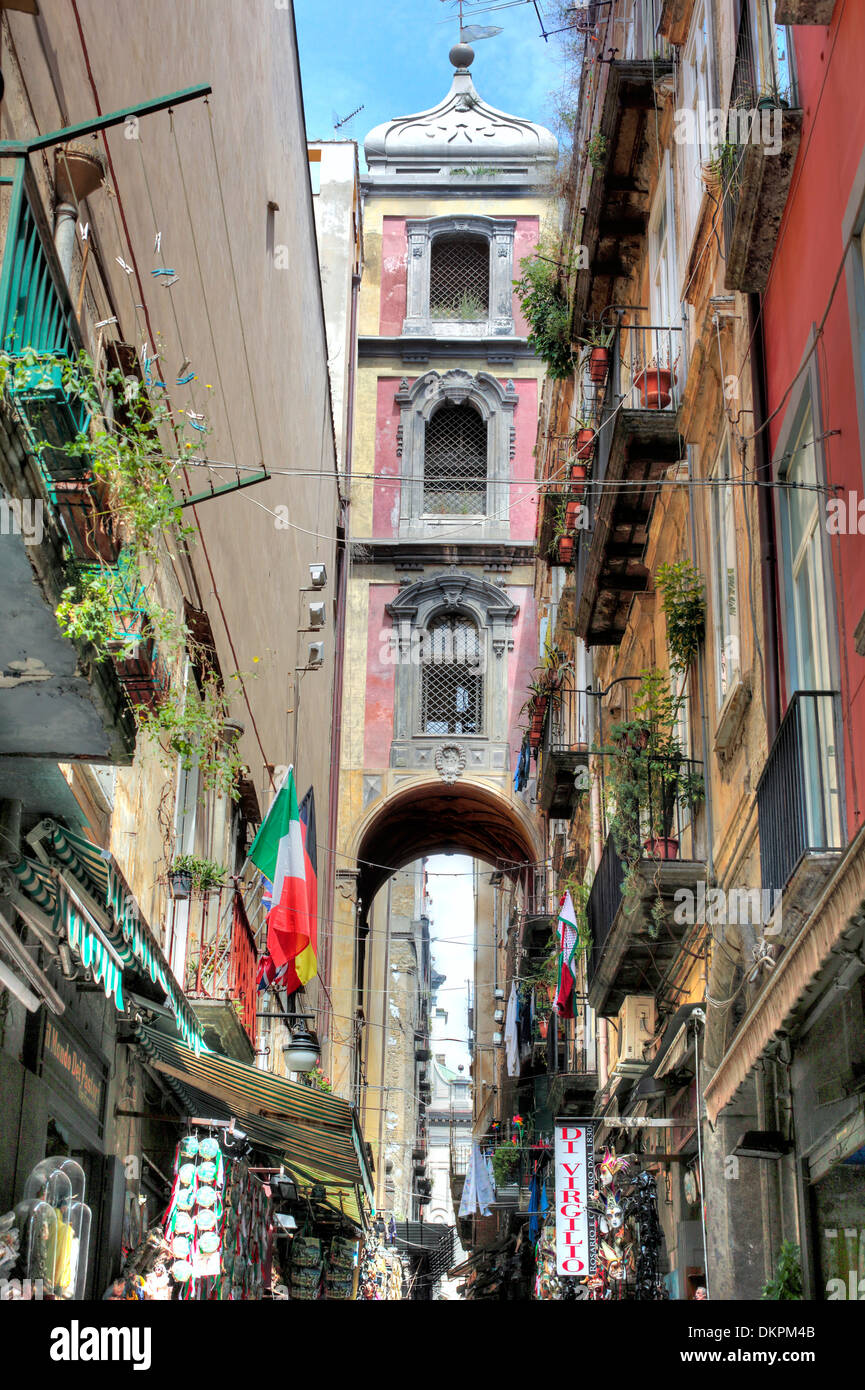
top-left (587, 757), bottom-right (705, 993)
top-left (756, 691), bottom-right (843, 898)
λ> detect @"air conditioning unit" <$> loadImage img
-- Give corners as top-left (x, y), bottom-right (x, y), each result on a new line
top-left (617, 995), bottom-right (656, 1065)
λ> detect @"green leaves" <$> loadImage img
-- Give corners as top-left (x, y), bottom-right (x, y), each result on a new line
top-left (761, 1242), bottom-right (803, 1300)
top-left (171, 854), bottom-right (227, 892)
top-left (137, 668), bottom-right (247, 802)
top-left (512, 249), bottom-right (577, 380)
top-left (655, 560), bottom-right (706, 676)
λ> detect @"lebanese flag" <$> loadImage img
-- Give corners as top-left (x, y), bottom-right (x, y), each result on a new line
top-left (248, 770), bottom-right (317, 992)
top-left (553, 891), bottom-right (579, 1020)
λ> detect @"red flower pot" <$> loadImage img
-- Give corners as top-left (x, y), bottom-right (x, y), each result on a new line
top-left (588, 347), bottom-right (609, 383)
top-left (643, 836), bottom-right (679, 860)
top-left (538, 1018), bottom-right (549, 1040)
top-left (565, 499), bottom-right (581, 529)
top-left (633, 367), bottom-right (675, 410)
top-left (557, 535), bottom-right (575, 563)
top-left (528, 728), bottom-right (542, 749)
top-left (575, 429), bottom-right (595, 459)
top-left (570, 460), bottom-right (588, 482)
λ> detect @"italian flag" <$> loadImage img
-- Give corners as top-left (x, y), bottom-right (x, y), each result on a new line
top-left (553, 890), bottom-right (579, 1020)
top-left (248, 769), bottom-right (317, 991)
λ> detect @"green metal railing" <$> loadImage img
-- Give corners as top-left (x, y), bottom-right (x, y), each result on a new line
top-left (0, 162), bottom-right (90, 486)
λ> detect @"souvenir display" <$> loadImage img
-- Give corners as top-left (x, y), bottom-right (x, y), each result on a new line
top-left (356, 1235), bottom-right (403, 1300)
top-left (164, 1133), bottom-right (226, 1292)
top-left (325, 1235), bottom-right (359, 1300)
top-left (289, 1234), bottom-right (324, 1300)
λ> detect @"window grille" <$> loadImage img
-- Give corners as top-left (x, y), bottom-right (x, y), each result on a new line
top-left (429, 236), bottom-right (489, 320)
top-left (420, 615), bottom-right (484, 735)
top-left (423, 403), bottom-right (487, 515)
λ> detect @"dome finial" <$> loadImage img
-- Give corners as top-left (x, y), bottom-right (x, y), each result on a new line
top-left (449, 41), bottom-right (474, 70)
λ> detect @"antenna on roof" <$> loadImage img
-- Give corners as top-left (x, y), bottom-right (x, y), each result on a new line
top-left (333, 104), bottom-right (365, 134)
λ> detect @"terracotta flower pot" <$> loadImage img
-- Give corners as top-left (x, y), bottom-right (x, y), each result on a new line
top-left (643, 836), bottom-right (679, 860)
top-left (575, 429), bottom-right (595, 459)
top-left (570, 460), bottom-right (588, 482)
top-left (633, 367), bottom-right (675, 409)
top-left (538, 1017), bottom-right (549, 1040)
top-left (565, 499), bottom-right (581, 529)
top-left (557, 535), bottom-right (575, 563)
top-left (588, 347), bottom-right (609, 383)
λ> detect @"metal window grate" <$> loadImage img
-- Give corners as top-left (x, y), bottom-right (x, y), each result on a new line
top-left (423, 403), bottom-right (487, 515)
top-left (429, 236), bottom-right (489, 320)
top-left (420, 615), bottom-right (483, 735)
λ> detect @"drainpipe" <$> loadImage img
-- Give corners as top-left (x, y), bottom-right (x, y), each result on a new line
top-left (748, 293), bottom-right (781, 744)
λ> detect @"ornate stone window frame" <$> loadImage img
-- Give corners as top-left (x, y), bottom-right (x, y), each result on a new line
top-left (394, 368), bottom-right (518, 540)
top-left (385, 572), bottom-right (519, 777)
top-left (403, 215), bottom-right (517, 338)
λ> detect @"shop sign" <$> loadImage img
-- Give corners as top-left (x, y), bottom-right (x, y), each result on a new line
top-left (554, 1119), bottom-right (596, 1277)
top-left (40, 1017), bottom-right (106, 1126)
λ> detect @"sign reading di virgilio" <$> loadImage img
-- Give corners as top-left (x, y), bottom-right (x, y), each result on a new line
top-left (554, 1119), bottom-right (596, 1277)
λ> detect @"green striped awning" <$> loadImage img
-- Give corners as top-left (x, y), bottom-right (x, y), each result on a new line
top-left (52, 879), bottom-right (124, 1011)
top-left (25, 821), bottom-right (204, 1053)
top-left (135, 1023), bottom-right (373, 1225)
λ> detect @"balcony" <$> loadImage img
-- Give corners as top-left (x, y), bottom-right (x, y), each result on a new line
top-left (586, 762), bottom-right (706, 1016)
top-left (722, 9), bottom-right (803, 292)
top-left (0, 163), bottom-right (135, 769)
top-left (574, 55), bottom-right (673, 324)
top-left (756, 691), bottom-right (844, 937)
top-left (537, 430), bottom-right (596, 563)
top-left (546, 1009), bottom-right (599, 1114)
top-left (775, 0), bottom-right (835, 21)
top-left (185, 888), bottom-right (259, 1062)
top-left (537, 681), bottom-right (590, 816)
top-left (575, 320), bottom-right (683, 646)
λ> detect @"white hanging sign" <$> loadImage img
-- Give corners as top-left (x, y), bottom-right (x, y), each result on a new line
top-left (554, 1119), bottom-right (596, 1277)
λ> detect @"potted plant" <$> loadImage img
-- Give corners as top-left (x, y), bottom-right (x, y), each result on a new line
top-left (491, 1144), bottom-right (521, 1189)
top-left (581, 324), bottom-right (616, 383)
top-left (169, 854), bottom-right (227, 897)
top-left (701, 141), bottom-right (739, 193)
top-left (633, 351), bottom-right (679, 409)
top-left (573, 416), bottom-right (596, 459)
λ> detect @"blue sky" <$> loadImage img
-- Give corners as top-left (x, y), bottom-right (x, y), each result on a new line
top-left (295, 0), bottom-right (565, 167)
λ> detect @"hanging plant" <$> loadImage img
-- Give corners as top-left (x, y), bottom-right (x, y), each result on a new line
top-left (513, 248), bottom-right (577, 380)
top-left (655, 560), bottom-right (706, 676)
top-left (138, 668), bottom-right (249, 802)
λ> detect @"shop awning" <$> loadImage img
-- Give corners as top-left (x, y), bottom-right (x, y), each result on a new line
top-left (705, 822), bottom-right (865, 1126)
top-left (11, 820), bottom-right (204, 1052)
top-left (134, 1022), bottom-right (373, 1225)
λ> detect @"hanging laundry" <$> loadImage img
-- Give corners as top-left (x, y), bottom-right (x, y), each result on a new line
top-left (504, 981), bottom-right (519, 1078)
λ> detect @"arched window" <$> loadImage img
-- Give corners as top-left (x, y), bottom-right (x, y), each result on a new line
top-left (420, 614), bottom-right (484, 735)
top-left (423, 403), bottom-right (487, 516)
top-left (429, 234), bottom-right (490, 321)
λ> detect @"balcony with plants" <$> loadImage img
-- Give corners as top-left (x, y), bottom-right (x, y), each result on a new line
top-left (574, 314), bottom-right (684, 646)
top-left (537, 677), bottom-right (591, 817)
top-left (572, 6), bottom-right (674, 325)
top-left (720, 9), bottom-right (803, 292)
top-left (586, 665), bottom-right (707, 1016)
